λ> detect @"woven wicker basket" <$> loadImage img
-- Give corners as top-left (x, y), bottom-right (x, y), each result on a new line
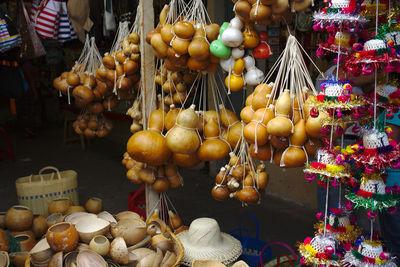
top-left (16, 166), bottom-right (78, 216)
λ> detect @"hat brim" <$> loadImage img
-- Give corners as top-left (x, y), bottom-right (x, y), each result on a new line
top-left (177, 231), bottom-right (242, 266)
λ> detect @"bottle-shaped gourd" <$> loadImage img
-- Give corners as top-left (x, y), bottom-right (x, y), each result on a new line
top-left (225, 58), bottom-right (245, 92)
top-left (220, 105), bottom-right (243, 148)
top-left (197, 119), bottom-right (230, 161)
top-left (166, 104), bottom-right (200, 154)
top-left (243, 104), bottom-right (274, 146)
top-left (267, 89), bottom-right (293, 137)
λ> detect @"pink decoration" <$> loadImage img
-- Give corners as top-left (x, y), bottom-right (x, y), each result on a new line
top-left (324, 246), bottom-right (335, 256)
top-left (336, 109), bottom-right (344, 118)
top-left (362, 64), bottom-right (374, 75)
top-left (332, 178), bottom-right (340, 187)
top-left (367, 210), bottom-right (377, 219)
top-left (379, 252), bottom-right (390, 261)
top-left (365, 166), bottom-right (374, 175)
top-left (352, 124), bottom-right (360, 133)
top-left (352, 43), bottom-right (363, 52)
top-left (336, 154), bottom-right (345, 165)
top-left (345, 201), bottom-right (354, 211)
top-left (305, 173), bottom-right (316, 182)
top-left (316, 212), bottom-right (324, 220)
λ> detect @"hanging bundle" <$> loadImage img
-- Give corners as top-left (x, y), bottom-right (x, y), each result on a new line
top-left (96, 14), bottom-right (142, 102)
top-left (53, 36), bottom-right (103, 107)
top-left (241, 35), bottom-right (320, 168)
top-left (212, 141), bottom-right (269, 205)
top-left (147, 0), bottom-right (221, 74)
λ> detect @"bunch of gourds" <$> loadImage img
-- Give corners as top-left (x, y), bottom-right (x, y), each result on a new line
top-left (146, 3), bottom-right (221, 74)
top-left (122, 152), bottom-right (184, 193)
top-left (127, 99), bottom-right (143, 134)
top-left (212, 152), bottom-right (268, 204)
top-left (155, 65), bottom-right (199, 107)
top-left (97, 31), bottom-right (141, 101)
top-left (72, 111), bottom-right (113, 139)
top-left (241, 83), bottom-right (315, 168)
top-left (126, 102), bottom-right (245, 167)
top-left (233, 0), bottom-right (311, 26)
top-left (53, 37), bottom-right (111, 108)
top-left (210, 17), bottom-right (268, 92)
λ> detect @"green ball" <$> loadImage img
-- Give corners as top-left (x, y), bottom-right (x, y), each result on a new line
top-left (219, 22), bottom-right (230, 36)
top-left (210, 39), bottom-right (231, 59)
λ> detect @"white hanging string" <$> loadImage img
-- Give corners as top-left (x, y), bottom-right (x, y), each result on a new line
top-left (323, 178), bottom-right (330, 236)
top-left (373, 0), bottom-right (379, 129)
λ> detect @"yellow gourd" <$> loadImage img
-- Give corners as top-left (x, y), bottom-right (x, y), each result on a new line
top-left (240, 106), bottom-right (254, 124)
top-left (243, 28), bottom-right (260, 49)
top-left (225, 59), bottom-right (245, 92)
top-left (165, 105), bottom-right (181, 131)
top-left (127, 130), bottom-right (171, 166)
top-left (243, 121), bottom-right (268, 146)
top-left (198, 139), bottom-right (230, 161)
top-left (227, 122), bottom-right (243, 148)
top-left (266, 116), bottom-right (292, 137)
top-left (220, 105), bottom-right (239, 128)
top-left (281, 147), bottom-right (307, 168)
top-left (275, 89), bottom-right (291, 115)
top-left (235, 188), bottom-right (259, 204)
top-left (266, 90), bottom-right (293, 136)
top-left (149, 109), bottom-right (167, 132)
top-left (251, 83), bottom-right (273, 110)
top-left (256, 170), bottom-right (268, 190)
top-left (305, 111), bottom-right (328, 138)
top-left (188, 37), bottom-right (210, 61)
top-left (166, 105), bottom-right (200, 154)
top-left (198, 119), bottom-right (230, 161)
top-left (204, 119), bottom-right (220, 138)
top-left (290, 119), bottom-right (307, 146)
top-left (249, 143), bottom-right (271, 161)
top-left (172, 38), bottom-right (190, 56)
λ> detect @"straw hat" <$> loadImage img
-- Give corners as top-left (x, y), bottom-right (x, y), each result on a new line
top-left (314, 208), bottom-right (362, 243)
top-left (345, 173), bottom-right (399, 212)
top-left (342, 239), bottom-right (397, 267)
top-left (298, 234), bottom-right (340, 266)
top-left (348, 128), bottom-right (400, 170)
top-left (177, 218), bottom-right (242, 266)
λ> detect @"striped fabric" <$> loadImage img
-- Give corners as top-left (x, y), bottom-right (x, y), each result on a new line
top-left (0, 18), bottom-right (21, 53)
top-left (30, 0), bottom-right (61, 39)
top-left (18, 187), bottom-right (78, 201)
top-left (58, 1), bottom-right (76, 42)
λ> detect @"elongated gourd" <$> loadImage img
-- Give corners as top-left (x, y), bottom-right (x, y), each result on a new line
top-left (149, 109), bottom-right (167, 132)
top-left (290, 119), bottom-right (307, 146)
top-left (165, 105), bottom-right (181, 131)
